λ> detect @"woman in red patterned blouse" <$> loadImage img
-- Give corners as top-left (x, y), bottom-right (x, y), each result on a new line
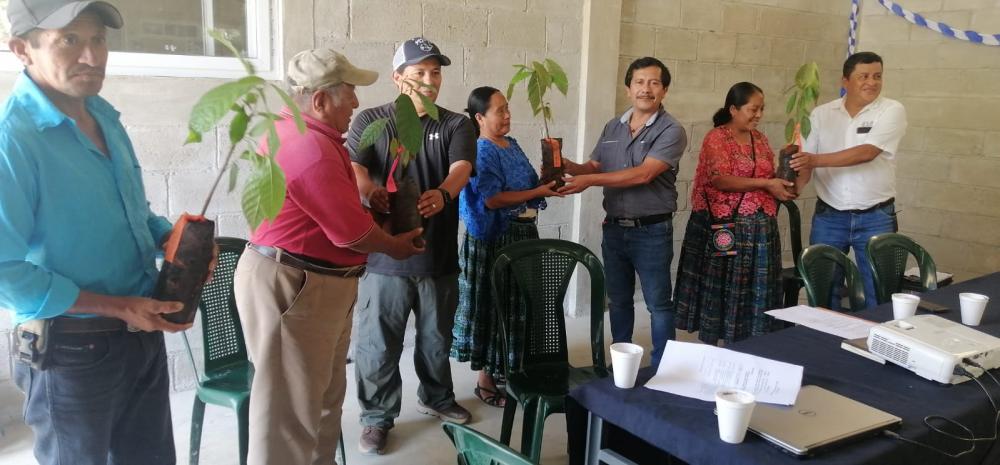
top-left (675, 82), bottom-right (806, 345)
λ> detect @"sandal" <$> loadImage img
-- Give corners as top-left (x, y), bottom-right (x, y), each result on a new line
top-left (474, 383), bottom-right (507, 408)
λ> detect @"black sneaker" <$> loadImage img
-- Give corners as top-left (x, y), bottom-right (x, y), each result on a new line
top-left (358, 425), bottom-right (387, 455)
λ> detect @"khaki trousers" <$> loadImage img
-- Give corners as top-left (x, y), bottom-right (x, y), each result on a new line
top-left (234, 247), bottom-right (358, 465)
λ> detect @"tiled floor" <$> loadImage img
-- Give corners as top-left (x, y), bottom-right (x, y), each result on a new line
top-left (0, 309), bottom-right (700, 464)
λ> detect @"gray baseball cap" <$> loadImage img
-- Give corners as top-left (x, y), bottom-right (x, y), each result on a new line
top-left (7, 0), bottom-right (123, 37)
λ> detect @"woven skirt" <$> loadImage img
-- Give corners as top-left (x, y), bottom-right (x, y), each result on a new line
top-left (674, 210), bottom-right (782, 345)
top-left (451, 221), bottom-right (539, 374)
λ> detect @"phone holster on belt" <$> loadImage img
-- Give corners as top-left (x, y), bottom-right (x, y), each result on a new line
top-left (15, 319), bottom-right (52, 370)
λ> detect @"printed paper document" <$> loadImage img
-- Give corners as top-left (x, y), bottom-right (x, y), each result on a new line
top-left (766, 305), bottom-right (876, 340)
top-left (646, 341), bottom-right (803, 405)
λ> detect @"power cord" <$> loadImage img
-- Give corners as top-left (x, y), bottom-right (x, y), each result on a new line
top-left (881, 362), bottom-right (1000, 460)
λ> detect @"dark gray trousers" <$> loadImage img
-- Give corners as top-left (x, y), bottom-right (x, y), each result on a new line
top-left (354, 272), bottom-right (458, 428)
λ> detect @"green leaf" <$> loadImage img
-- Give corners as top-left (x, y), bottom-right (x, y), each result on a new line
top-left (545, 58), bottom-right (569, 95)
top-left (185, 129), bottom-right (202, 145)
top-left (242, 155), bottom-right (286, 229)
top-left (240, 151), bottom-right (257, 161)
top-left (800, 117), bottom-right (812, 141)
top-left (785, 91), bottom-right (797, 116)
top-left (358, 118), bottom-right (390, 150)
top-left (266, 121), bottom-right (280, 158)
top-left (188, 76), bottom-right (265, 133)
top-left (795, 62), bottom-right (820, 89)
top-left (395, 94), bottom-right (423, 156)
top-left (507, 66), bottom-right (532, 100)
top-left (270, 84), bottom-right (306, 134)
top-left (228, 108), bottom-right (249, 145)
top-left (785, 119), bottom-right (796, 144)
top-left (249, 117), bottom-right (272, 137)
top-left (209, 29), bottom-right (254, 75)
top-left (227, 156), bottom-right (241, 193)
top-left (414, 90), bottom-right (439, 121)
top-left (541, 105), bottom-right (552, 123)
top-left (531, 61), bottom-right (551, 98)
top-left (527, 73), bottom-right (543, 116)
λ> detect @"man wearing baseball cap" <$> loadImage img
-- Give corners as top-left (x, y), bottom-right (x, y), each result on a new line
top-left (2, 1), bottom-right (194, 464)
top-left (348, 37), bottom-right (474, 455)
top-left (233, 48), bottom-right (425, 465)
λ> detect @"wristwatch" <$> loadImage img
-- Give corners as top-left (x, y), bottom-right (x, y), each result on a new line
top-left (437, 188), bottom-right (452, 205)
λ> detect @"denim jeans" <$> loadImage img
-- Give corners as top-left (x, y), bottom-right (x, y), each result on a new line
top-left (809, 199), bottom-right (898, 309)
top-left (13, 329), bottom-right (175, 465)
top-left (601, 220), bottom-right (676, 367)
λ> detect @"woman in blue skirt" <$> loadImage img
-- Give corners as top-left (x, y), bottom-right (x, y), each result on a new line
top-left (451, 86), bottom-right (561, 407)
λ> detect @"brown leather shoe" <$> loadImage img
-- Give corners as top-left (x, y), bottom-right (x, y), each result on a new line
top-left (358, 425), bottom-right (388, 455)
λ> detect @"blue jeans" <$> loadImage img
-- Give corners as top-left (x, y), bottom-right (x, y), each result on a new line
top-left (602, 220), bottom-right (676, 367)
top-left (809, 199), bottom-right (897, 309)
top-left (13, 329), bottom-right (175, 465)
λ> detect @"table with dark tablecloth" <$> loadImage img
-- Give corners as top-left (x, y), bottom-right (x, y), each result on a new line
top-left (568, 272), bottom-right (1000, 465)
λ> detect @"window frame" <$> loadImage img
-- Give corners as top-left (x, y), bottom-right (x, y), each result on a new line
top-left (0, 0), bottom-right (282, 80)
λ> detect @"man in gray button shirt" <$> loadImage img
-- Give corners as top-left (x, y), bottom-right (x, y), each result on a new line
top-left (561, 57), bottom-right (687, 366)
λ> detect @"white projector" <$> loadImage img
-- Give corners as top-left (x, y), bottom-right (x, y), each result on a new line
top-left (867, 315), bottom-right (1000, 384)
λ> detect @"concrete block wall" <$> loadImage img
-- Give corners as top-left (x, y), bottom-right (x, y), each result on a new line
top-left (0, 0), bottom-right (584, 389)
top-left (616, 0), bottom-right (850, 275)
top-left (299, 0), bottom-right (584, 243)
top-left (857, 1), bottom-right (1000, 281)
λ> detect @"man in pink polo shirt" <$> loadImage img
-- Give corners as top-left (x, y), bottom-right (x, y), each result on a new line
top-left (233, 49), bottom-right (424, 465)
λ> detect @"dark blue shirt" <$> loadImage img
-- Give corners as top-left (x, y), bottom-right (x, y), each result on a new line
top-left (0, 72), bottom-right (171, 323)
top-left (460, 137), bottom-right (545, 241)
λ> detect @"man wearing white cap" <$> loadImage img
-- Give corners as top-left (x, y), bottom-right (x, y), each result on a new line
top-left (348, 37), bottom-right (475, 455)
top-left (2, 1), bottom-right (192, 464)
top-left (233, 49), bottom-right (425, 465)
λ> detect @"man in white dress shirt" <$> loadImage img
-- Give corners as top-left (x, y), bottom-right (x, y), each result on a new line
top-left (790, 51), bottom-right (907, 308)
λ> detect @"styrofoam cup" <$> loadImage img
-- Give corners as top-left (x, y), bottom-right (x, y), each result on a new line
top-left (892, 293), bottom-right (920, 320)
top-left (960, 293), bottom-right (990, 326)
top-left (716, 389), bottom-right (756, 444)
top-left (609, 343), bottom-right (644, 389)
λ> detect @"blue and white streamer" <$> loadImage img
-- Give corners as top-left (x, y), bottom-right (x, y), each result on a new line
top-left (877, 0), bottom-right (1000, 46)
top-left (848, 0), bottom-right (860, 56)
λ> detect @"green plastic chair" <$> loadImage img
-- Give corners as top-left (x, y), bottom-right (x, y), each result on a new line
top-left (778, 200), bottom-right (805, 307)
top-left (183, 237), bottom-right (251, 465)
top-left (797, 244), bottom-right (867, 312)
top-left (182, 237), bottom-right (346, 464)
top-left (867, 233), bottom-right (938, 305)
top-left (442, 423), bottom-right (536, 465)
top-left (491, 239), bottom-right (609, 462)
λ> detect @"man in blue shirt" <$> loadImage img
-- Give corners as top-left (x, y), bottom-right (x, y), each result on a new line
top-left (1, 1), bottom-right (194, 463)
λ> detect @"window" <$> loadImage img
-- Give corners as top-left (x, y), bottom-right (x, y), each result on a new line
top-left (0, 0), bottom-right (279, 79)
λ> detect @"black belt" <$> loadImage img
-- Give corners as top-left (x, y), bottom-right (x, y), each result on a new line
top-left (51, 316), bottom-right (127, 334)
top-left (249, 244), bottom-right (366, 278)
top-left (605, 213), bottom-right (672, 228)
top-left (818, 197), bottom-right (894, 214)
top-left (511, 216), bottom-right (537, 224)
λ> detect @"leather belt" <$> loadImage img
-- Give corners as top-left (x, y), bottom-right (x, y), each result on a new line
top-left (51, 317), bottom-right (127, 334)
top-left (605, 213), bottom-right (672, 228)
top-left (818, 197), bottom-right (894, 214)
top-left (249, 244), bottom-right (366, 278)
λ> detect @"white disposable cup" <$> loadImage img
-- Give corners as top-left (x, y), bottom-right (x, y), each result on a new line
top-left (716, 389), bottom-right (756, 444)
top-left (892, 293), bottom-right (920, 320)
top-left (609, 343), bottom-right (644, 389)
top-left (960, 293), bottom-right (990, 326)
